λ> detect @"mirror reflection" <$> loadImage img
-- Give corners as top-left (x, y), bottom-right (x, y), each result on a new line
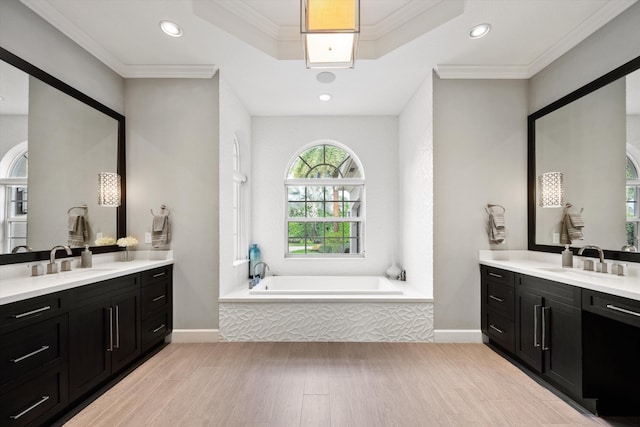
top-left (534, 67), bottom-right (640, 252)
top-left (0, 56), bottom-right (119, 255)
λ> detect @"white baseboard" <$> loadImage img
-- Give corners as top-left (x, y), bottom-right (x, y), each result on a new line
top-left (433, 329), bottom-right (483, 343)
top-left (170, 329), bottom-right (219, 343)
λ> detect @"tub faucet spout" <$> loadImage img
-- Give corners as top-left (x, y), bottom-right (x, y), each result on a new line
top-left (254, 262), bottom-right (270, 280)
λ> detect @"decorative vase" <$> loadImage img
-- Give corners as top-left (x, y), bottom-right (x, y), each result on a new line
top-left (248, 243), bottom-right (261, 278)
top-left (386, 261), bottom-right (401, 279)
top-left (122, 247), bottom-right (131, 262)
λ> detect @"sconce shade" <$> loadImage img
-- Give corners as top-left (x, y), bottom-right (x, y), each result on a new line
top-left (301, 0), bottom-right (359, 68)
top-left (538, 172), bottom-right (564, 208)
top-left (98, 172), bottom-right (121, 207)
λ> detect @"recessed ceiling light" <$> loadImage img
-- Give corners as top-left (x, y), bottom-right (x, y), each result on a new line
top-left (160, 20), bottom-right (183, 37)
top-left (316, 71), bottom-right (336, 84)
top-left (319, 94), bottom-right (332, 102)
top-left (469, 23), bottom-right (491, 39)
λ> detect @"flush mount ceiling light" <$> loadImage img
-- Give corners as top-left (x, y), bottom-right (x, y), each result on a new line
top-left (319, 93), bottom-right (332, 101)
top-left (469, 23), bottom-right (491, 39)
top-left (160, 20), bottom-right (183, 37)
top-left (301, 0), bottom-right (360, 69)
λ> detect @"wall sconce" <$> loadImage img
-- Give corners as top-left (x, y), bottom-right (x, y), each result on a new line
top-left (98, 172), bottom-right (121, 207)
top-left (301, 0), bottom-right (360, 69)
top-left (538, 172), bottom-right (564, 208)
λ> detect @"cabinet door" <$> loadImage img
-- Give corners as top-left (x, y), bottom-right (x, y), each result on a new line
top-left (516, 289), bottom-right (543, 372)
top-left (111, 289), bottom-right (141, 372)
top-left (68, 297), bottom-right (112, 402)
top-left (543, 298), bottom-right (582, 396)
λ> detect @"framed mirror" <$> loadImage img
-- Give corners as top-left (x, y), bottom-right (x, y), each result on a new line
top-left (528, 54), bottom-right (640, 262)
top-left (0, 46), bottom-right (125, 265)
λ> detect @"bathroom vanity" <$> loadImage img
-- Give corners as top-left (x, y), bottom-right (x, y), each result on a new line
top-left (0, 256), bottom-right (173, 426)
top-left (480, 251), bottom-right (640, 415)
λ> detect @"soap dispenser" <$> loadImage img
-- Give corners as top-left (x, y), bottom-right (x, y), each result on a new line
top-left (81, 244), bottom-right (92, 268)
top-left (562, 245), bottom-right (573, 268)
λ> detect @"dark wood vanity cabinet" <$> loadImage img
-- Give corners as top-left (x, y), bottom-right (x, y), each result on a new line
top-left (0, 264), bottom-right (173, 426)
top-left (480, 266), bottom-right (515, 353)
top-left (0, 294), bottom-right (70, 427)
top-left (515, 274), bottom-right (582, 398)
top-left (481, 267), bottom-right (583, 400)
top-left (68, 275), bottom-right (141, 401)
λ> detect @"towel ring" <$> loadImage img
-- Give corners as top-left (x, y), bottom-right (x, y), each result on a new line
top-left (68, 205), bottom-right (88, 215)
top-left (151, 205), bottom-right (171, 217)
top-left (485, 204), bottom-right (505, 215)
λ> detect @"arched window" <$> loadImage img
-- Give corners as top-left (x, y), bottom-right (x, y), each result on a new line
top-left (1, 142), bottom-right (28, 252)
top-left (232, 134), bottom-right (247, 262)
top-left (285, 142), bottom-right (364, 257)
top-left (626, 153), bottom-right (640, 247)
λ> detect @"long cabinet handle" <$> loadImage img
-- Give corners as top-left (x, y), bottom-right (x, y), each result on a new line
top-left (152, 294), bottom-right (166, 302)
top-left (533, 304), bottom-right (541, 348)
top-left (489, 295), bottom-right (504, 302)
top-left (606, 304), bottom-right (640, 318)
top-left (152, 324), bottom-right (166, 334)
top-left (9, 395), bottom-right (50, 420)
top-left (488, 272), bottom-right (503, 279)
top-left (107, 307), bottom-right (114, 352)
top-left (152, 271), bottom-right (166, 278)
top-left (10, 345), bottom-right (50, 363)
top-left (114, 305), bottom-right (120, 349)
top-left (542, 307), bottom-right (550, 351)
top-left (12, 306), bottom-right (51, 319)
top-left (489, 324), bottom-right (504, 334)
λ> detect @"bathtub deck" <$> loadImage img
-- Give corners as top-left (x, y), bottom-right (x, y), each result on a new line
top-left (63, 342), bottom-right (629, 426)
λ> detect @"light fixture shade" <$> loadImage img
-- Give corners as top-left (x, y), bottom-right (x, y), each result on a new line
top-left (538, 172), bottom-right (564, 208)
top-left (301, 0), bottom-right (359, 68)
top-left (98, 172), bottom-right (121, 207)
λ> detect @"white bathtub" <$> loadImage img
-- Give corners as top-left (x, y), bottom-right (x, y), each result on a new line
top-left (249, 275), bottom-right (403, 295)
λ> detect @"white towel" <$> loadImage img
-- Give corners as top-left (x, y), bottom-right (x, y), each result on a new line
top-left (152, 215), bottom-right (170, 248)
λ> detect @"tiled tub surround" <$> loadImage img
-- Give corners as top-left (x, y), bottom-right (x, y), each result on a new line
top-left (0, 250), bottom-right (174, 305)
top-left (479, 250), bottom-right (640, 301)
top-left (219, 278), bottom-right (433, 342)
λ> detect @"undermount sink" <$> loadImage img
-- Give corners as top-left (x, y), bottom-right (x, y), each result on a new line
top-left (536, 266), bottom-right (619, 279)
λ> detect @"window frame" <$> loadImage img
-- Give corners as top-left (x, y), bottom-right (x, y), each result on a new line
top-left (284, 142), bottom-right (365, 258)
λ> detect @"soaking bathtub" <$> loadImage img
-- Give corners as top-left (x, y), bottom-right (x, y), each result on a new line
top-left (219, 275), bottom-right (434, 342)
top-left (249, 275), bottom-right (403, 295)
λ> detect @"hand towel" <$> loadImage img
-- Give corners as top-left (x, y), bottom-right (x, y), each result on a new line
top-left (68, 215), bottom-right (89, 247)
top-left (152, 215), bottom-right (170, 248)
top-left (560, 204), bottom-right (584, 244)
top-left (489, 212), bottom-right (505, 244)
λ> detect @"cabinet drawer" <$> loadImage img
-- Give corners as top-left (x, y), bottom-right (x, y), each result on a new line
top-left (71, 274), bottom-right (138, 306)
top-left (0, 315), bottom-right (67, 388)
top-left (582, 289), bottom-right (640, 329)
top-left (141, 280), bottom-right (170, 319)
top-left (486, 311), bottom-right (515, 353)
top-left (141, 311), bottom-right (171, 350)
top-left (0, 293), bottom-right (67, 335)
top-left (141, 265), bottom-right (172, 285)
top-left (485, 282), bottom-right (514, 319)
top-left (0, 367), bottom-right (67, 427)
top-left (481, 266), bottom-right (514, 288)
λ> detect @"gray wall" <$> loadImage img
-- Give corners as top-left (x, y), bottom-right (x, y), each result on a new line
top-left (433, 78), bottom-right (528, 331)
top-left (0, 0), bottom-right (124, 114)
top-left (0, 115), bottom-right (27, 161)
top-left (125, 76), bottom-right (220, 330)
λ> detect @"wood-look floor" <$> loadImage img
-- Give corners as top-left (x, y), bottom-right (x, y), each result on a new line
top-left (64, 342), bottom-right (635, 427)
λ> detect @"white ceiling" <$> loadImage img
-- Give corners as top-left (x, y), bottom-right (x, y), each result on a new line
top-left (13, 0), bottom-right (640, 115)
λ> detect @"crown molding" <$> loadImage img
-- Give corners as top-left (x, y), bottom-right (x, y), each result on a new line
top-left (213, 0), bottom-right (281, 40)
top-left (526, 0), bottom-right (636, 77)
top-left (435, 64), bottom-right (530, 80)
top-left (365, 0), bottom-right (442, 41)
top-left (121, 65), bottom-right (218, 79)
top-left (20, 0), bottom-right (127, 76)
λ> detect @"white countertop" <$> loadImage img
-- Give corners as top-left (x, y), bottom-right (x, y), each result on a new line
top-left (479, 250), bottom-right (640, 301)
top-left (0, 250), bottom-right (174, 305)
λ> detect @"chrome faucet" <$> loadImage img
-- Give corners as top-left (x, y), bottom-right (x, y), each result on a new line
top-left (48, 245), bottom-right (72, 274)
top-left (578, 244), bottom-right (605, 272)
top-left (11, 245), bottom-right (32, 253)
top-left (253, 261), bottom-right (270, 280)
